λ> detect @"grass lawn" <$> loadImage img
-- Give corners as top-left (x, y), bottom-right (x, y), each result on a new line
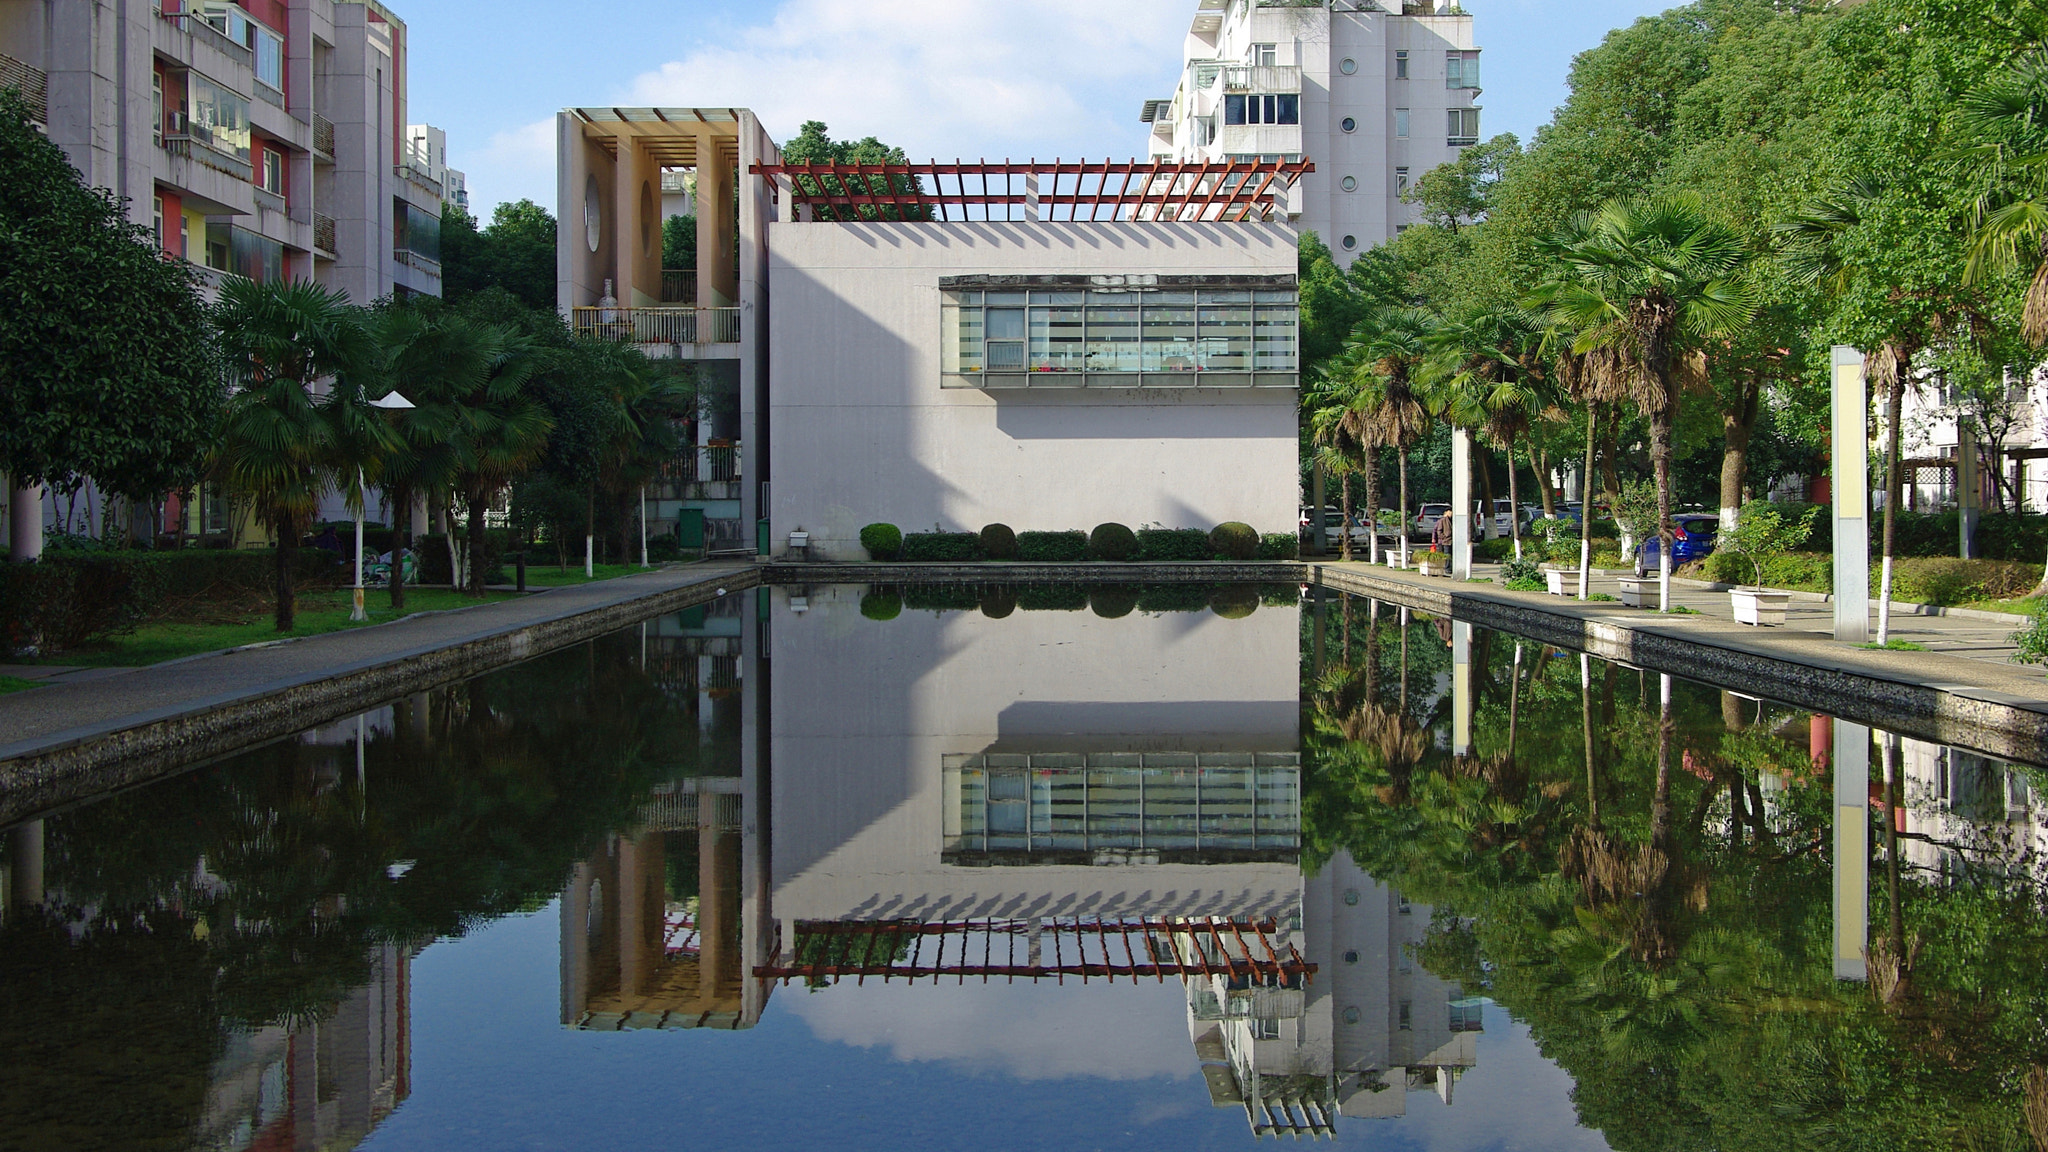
top-left (514, 562), bottom-right (659, 588)
top-left (41, 587), bottom-right (516, 668)
top-left (1960, 595), bottom-right (2044, 617)
top-left (0, 675), bottom-right (44, 694)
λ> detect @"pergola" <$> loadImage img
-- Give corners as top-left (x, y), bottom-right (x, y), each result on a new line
top-left (749, 158), bottom-right (1314, 223)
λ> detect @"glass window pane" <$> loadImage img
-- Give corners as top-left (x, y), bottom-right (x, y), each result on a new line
top-left (1254, 305), bottom-right (1296, 371)
top-left (1086, 304), bottom-right (1140, 372)
top-left (1277, 94), bottom-right (1298, 124)
top-left (987, 290), bottom-right (1027, 306)
top-left (1141, 301), bottom-right (1196, 371)
top-left (956, 307), bottom-right (983, 373)
top-left (1224, 94), bottom-right (1246, 125)
top-left (1198, 300), bottom-right (1251, 371)
top-left (985, 308), bottom-right (1025, 340)
top-left (1030, 302), bottom-right (1085, 372)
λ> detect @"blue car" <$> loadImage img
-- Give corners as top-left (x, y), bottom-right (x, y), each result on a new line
top-left (1633, 514), bottom-right (1719, 577)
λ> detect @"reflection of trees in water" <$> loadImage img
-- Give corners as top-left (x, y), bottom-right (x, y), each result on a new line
top-left (1302, 597), bottom-right (2048, 1151)
top-left (0, 629), bottom-right (700, 1150)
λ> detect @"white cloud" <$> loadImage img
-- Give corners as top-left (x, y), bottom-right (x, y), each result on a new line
top-left (466, 116), bottom-right (557, 216)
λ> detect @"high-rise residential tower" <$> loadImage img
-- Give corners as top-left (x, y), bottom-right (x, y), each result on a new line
top-left (1143, 0), bottom-right (1480, 264)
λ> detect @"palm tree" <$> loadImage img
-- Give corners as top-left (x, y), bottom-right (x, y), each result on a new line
top-left (598, 361), bottom-right (695, 563)
top-left (211, 279), bottom-right (377, 631)
top-left (1305, 348), bottom-right (1378, 561)
top-left (1958, 50), bottom-right (2048, 346)
top-left (1431, 306), bottom-right (1551, 559)
top-left (1531, 195), bottom-right (1756, 611)
top-left (445, 326), bottom-right (552, 596)
top-left (1343, 308), bottom-right (1437, 566)
top-left (371, 306), bottom-right (490, 610)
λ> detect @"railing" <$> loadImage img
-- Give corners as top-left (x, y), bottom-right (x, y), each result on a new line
top-left (161, 131), bottom-right (253, 181)
top-left (572, 306), bottom-right (741, 345)
top-left (312, 113), bottom-right (334, 158)
top-left (313, 212), bottom-right (336, 255)
top-left (396, 160), bottom-right (442, 199)
top-left (659, 170), bottom-right (692, 195)
top-left (660, 269), bottom-right (696, 304)
top-left (0, 53), bottom-right (48, 124)
top-left (157, 9), bottom-right (253, 66)
top-left (394, 248), bottom-right (441, 278)
top-left (660, 444), bottom-right (742, 485)
top-left (1223, 64), bottom-right (1300, 94)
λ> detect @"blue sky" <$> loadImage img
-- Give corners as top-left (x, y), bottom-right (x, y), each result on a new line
top-left (406, 1), bottom-right (1678, 218)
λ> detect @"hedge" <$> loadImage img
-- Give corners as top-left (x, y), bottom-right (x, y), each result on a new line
top-left (1696, 551), bottom-right (2041, 605)
top-left (1089, 523), bottom-right (1138, 561)
top-left (901, 584), bottom-right (983, 611)
top-left (860, 523), bottom-right (902, 560)
top-left (901, 531), bottom-right (981, 562)
top-left (0, 547), bottom-right (344, 654)
top-left (1017, 530), bottom-right (1090, 562)
top-left (1256, 533), bottom-right (1297, 560)
top-left (979, 524), bottom-right (1019, 560)
top-left (1136, 528), bottom-right (1213, 561)
top-left (1014, 583), bottom-right (1090, 611)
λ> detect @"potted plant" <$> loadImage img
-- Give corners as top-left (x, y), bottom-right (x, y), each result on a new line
top-left (1720, 499), bottom-right (1818, 626)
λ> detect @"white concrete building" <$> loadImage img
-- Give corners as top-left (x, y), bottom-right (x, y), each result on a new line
top-left (1142, 0), bottom-right (1480, 263)
top-left (405, 121), bottom-right (465, 213)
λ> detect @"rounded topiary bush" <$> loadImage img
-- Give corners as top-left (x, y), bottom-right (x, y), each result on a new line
top-left (1089, 586), bottom-right (1138, 618)
top-left (1210, 521), bottom-right (1259, 561)
top-left (859, 522), bottom-right (903, 560)
top-left (1089, 522), bottom-right (1138, 561)
top-left (980, 587), bottom-right (1017, 618)
top-left (980, 523), bottom-right (1018, 560)
top-left (1208, 584), bottom-right (1260, 619)
top-left (860, 589), bottom-right (902, 620)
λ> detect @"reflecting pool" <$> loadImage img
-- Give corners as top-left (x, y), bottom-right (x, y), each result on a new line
top-left (2, 583), bottom-right (2044, 1151)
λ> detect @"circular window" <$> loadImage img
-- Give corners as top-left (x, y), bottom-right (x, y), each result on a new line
top-left (1341, 175), bottom-right (1358, 192)
top-left (583, 174), bottom-right (602, 253)
top-left (1343, 949), bottom-right (1360, 963)
top-left (1339, 57), bottom-right (1357, 75)
top-left (1343, 888), bottom-right (1360, 906)
top-left (1343, 1007), bottom-right (1362, 1025)
top-left (1341, 235), bottom-right (1357, 251)
top-left (1341, 116), bottom-right (1357, 133)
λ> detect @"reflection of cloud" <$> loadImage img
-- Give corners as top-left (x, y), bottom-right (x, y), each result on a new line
top-left (783, 978), bottom-right (1198, 1083)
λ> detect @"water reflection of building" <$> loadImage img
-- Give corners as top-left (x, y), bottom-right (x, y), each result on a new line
top-left (193, 946), bottom-right (411, 1152)
top-left (1897, 737), bottom-right (2047, 885)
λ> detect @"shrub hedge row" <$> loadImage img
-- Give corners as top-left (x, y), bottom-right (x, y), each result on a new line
top-left (1695, 551), bottom-right (2041, 606)
top-left (861, 582), bottom-right (1300, 621)
top-left (0, 548), bottom-right (344, 654)
top-left (857, 521), bottom-right (1298, 562)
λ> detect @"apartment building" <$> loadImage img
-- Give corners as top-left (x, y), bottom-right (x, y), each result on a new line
top-left (406, 121), bottom-right (466, 212)
top-left (1142, 0), bottom-right (1480, 263)
top-left (0, 0), bottom-right (444, 553)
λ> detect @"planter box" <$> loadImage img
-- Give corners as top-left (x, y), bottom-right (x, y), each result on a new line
top-left (1616, 577), bottom-right (1654, 608)
top-left (1731, 587), bottom-right (1790, 626)
top-left (1418, 556), bottom-right (1447, 577)
top-left (1546, 569), bottom-right (1579, 596)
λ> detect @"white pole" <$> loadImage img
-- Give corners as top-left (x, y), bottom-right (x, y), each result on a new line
top-left (1451, 428), bottom-right (1472, 579)
top-left (585, 531), bottom-right (594, 579)
top-left (351, 467), bottom-right (367, 621)
top-left (1831, 347), bottom-right (1870, 644)
top-left (640, 485), bottom-right (650, 567)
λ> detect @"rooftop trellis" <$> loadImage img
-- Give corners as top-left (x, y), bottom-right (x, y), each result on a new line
top-left (749, 159), bottom-right (1314, 223)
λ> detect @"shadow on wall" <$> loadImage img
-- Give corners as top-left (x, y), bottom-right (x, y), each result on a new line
top-left (990, 389), bottom-right (1291, 440)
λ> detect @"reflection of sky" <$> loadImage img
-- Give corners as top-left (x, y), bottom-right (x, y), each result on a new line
top-left (360, 900), bottom-right (1611, 1152)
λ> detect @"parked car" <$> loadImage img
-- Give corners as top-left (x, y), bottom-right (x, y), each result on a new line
top-left (1411, 503), bottom-right (1452, 541)
top-left (1633, 514), bottom-right (1720, 577)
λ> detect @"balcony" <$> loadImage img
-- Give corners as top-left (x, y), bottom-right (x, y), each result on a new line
top-left (313, 212), bottom-right (336, 257)
top-left (655, 444), bottom-right (743, 499)
top-left (154, 9), bottom-right (253, 69)
top-left (573, 306), bottom-right (741, 347)
top-left (660, 270), bottom-right (696, 304)
top-left (312, 113), bottom-right (334, 160)
top-left (0, 53), bottom-right (47, 124)
top-left (393, 247), bottom-right (440, 279)
top-left (161, 130), bottom-right (253, 181)
top-left (396, 159), bottom-right (442, 200)
top-left (1222, 65), bottom-right (1300, 94)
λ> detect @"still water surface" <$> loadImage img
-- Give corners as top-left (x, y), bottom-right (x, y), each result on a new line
top-left (2, 583), bottom-right (2043, 1151)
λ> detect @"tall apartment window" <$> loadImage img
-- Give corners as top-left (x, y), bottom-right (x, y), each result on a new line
top-left (1396, 166), bottom-right (1410, 194)
top-left (260, 148), bottom-right (283, 195)
top-left (1448, 107), bottom-right (1480, 145)
top-left (1224, 94), bottom-right (1299, 125)
top-left (254, 27), bottom-right (284, 93)
top-left (1395, 50), bottom-right (1409, 79)
top-left (1394, 108), bottom-right (1410, 138)
top-left (179, 216), bottom-right (189, 259)
top-left (152, 196), bottom-right (164, 248)
top-left (1251, 43), bottom-right (1277, 66)
top-left (1398, 1001), bottom-right (1413, 1031)
top-left (1447, 51), bottom-right (1480, 89)
top-left (152, 71), bottom-right (163, 145)
top-left (187, 73), bottom-right (252, 165)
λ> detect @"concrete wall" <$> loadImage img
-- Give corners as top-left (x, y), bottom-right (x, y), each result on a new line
top-left (767, 220), bottom-right (1300, 559)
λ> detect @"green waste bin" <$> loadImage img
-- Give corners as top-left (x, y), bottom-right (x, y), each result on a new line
top-left (756, 518), bottom-right (770, 556)
top-left (676, 507), bottom-right (705, 549)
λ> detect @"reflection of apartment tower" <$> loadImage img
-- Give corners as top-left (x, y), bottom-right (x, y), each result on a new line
top-left (561, 780), bottom-right (759, 1031)
top-left (1189, 850), bottom-right (1478, 1135)
top-left (1897, 737), bottom-right (2047, 885)
top-left (194, 944), bottom-right (411, 1152)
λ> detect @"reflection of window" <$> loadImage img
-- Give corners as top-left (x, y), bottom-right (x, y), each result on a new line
top-left (1251, 1018), bottom-right (1282, 1040)
top-left (1224, 94), bottom-right (1299, 125)
top-left (942, 287), bottom-right (1298, 381)
top-left (1449, 998), bottom-right (1486, 1032)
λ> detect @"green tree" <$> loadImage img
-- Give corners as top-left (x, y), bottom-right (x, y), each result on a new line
top-left (780, 120), bottom-right (932, 222)
top-left (439, 199), bottom-right (557, 311)
top-left (444, 327), bottom-right (551, 595)
top-left (0, 88), bottom-right (221, 512)
top-left (662, 212), bottom-right (697, 275)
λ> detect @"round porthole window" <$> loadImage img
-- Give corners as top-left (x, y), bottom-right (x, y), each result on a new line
top-left (1343, 949), bottom-right (1360, 963)
top-left (1339, 57), bottom-right (1357, 75)
top-left (1343, 888), bottom-right (1360, 905)
top-left (1343, 1007), bottom-right (1362, 1024)
top-left (1341, 235), bottom-right (1357, 251)
top-left (583, 174), bottom-right (602, 253)
top-left (1341, 116), bottom-right (1357, 133)
top-left (1341, 175), bottom-right (1357, 192)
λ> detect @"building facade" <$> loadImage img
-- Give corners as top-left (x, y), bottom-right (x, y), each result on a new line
top-left (405, 121), bottom-right (464, 212)
top-left (1142, 0), bottom-right (1480, 263)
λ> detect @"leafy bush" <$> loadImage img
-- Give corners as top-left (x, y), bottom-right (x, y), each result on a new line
top-left (860, 589), bottom-right (902, 620)
top-left (1136, 527), bottom-right (1213, 561)
top-left (0, 548), bottom-right (345, 654)
top-left (1259, 583), bottom-right (1300, 606)
top-left (1209, 584), bottom-right (1260, 618)
top-left (980, 588), bottom-right (1017, 618)
top-left (0, 562), bottom-right (74, 655)
top-left (901, 584), bottom-right (981, 611)
top-left (901, 531), bottom-right (980, 562)
top-left (1257, 533), bottom-right (1297, 560)
top-left (1500, 557), bottom-right (1542, 586)
top-left (1700, 550), bottom-right (1832, 593)
top-left (1888, 557), bottom-right (2039, 606)
top-left (860, 523), bottom-right (903, 560)
top-left (1136, 583), bottom-right (1212, 613)
top-left (1015, 584), bottom-right (1089, 611)
top-left (1090, 586), bottom-right (1139, 618)
top-left (2011, 607), bottom-right (2048, 667)
top-left (648, 533), bottom-right (683, 562)
top-left (1719, 500), bottom-right (1819, 588)
top-left (1089, 523), bottom-right (1138, 561)
top-left (979, 523), bottom-right (1018, 560)
top-left (1506, 576), bottom-right (1547, 591)
top-left (1210, 522), bottom-right (1259, 560)
top-left (1017, 530), bottom-right (1089, 562)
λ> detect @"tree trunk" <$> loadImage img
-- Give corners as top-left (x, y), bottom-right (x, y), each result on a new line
top-left (1398, 447), bottom-right (1411, 565)
top-left (466, 490), bottom-right (489, 597)
top-left (1340, 471), bottom-right (1353, 561)
top-left (1533, 441), bottom-right (1554, 519)
top-left (1478, 446), bottom-right (1498, 540)
top-left (1364, 443), bottom-right (1382, 564)
top-left (388, 482), bottom-right (410, 612)
top-left (1720, 374), bottom-right (1760, 533)
top-left (1651, 400), bottom-right (1676, 612)
top-left (274, 511), bottom-right (298, 632)
top-left (1600, 408), bottom-right (1623, 510)
top-left (1581, 654), bottom-right (1599, 830)
top-left (1579, 403), bottom-right (1597, 600)
top-left (1879, 367), bottom-right (1904, 644)
top-left (1505, 435), bottom-right (1523, 560)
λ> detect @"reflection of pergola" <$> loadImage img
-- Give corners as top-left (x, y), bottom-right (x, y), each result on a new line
top-left (755, 916), bottom-right (1314, 987)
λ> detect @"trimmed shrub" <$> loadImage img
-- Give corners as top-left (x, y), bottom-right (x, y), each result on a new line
top-left (860, 522), bottom-right (903, 560)
top-left (1089, 523), bottom-right (1138, 561)
top-left (1136, 583), bottom-right (1212, 613)
top-left (1135, 527), bottom-right (1213, 562)
top-left (980, 588), bottom-right (1017, 618)
top-left (1500, 557), bottom-right (1542, 587)
top-left (979, 523), bottom-right (1019, 560)
top-left (1256, 532), bottom-right (1296, 560)
top-left (1209, 584), bottom-right (1260, 618)
top-left (901, 531), bottom-right (981, 562)
top-left (1089, 586), bottom-right (1139, 618)
top-left (0, 547), bottom-right (346, 654)
top-left (902, 584), bottom-right (982, 611)
top-left (1015, 583), bottom-right (1090, 611)
top-left (0, 562), bottom-right (74, 654)
top-left (1210, 522), bottom-right (1258, 560)
top-left (1888, 557), bottom-right (2039, 606)
top-left (1017, 530), bottom-right (1090, 562)
top-left (860, 589), bottom-right (902, 620)
top-left (1699, 550), bottom-right (1831, 593)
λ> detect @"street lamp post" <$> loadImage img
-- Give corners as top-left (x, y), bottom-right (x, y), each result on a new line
top-left (352, 391), bottom-right (414, 622)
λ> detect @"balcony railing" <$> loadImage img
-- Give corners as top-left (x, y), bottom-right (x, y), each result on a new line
top-left (156, 9), bottom-right (253, 67)
top-left (394, 247), bottom-right (441, 278)
top-left (313, 212), bottom-right (336, 256)
top-left (396, 159), bottom-right (442, 199)
top-left (312, 113), bottom-right (334, 158)
top-left (1223, 65), bottom-right (1300, 94)
top-left (573, 306), bottom-right (741, 345)
top-left (254, 78), bottom-right (283, 108)
top-left (659, 444), bottom-right (742, 485)
top-left (660, 269), bottom-right (696, 304)
top-left (0, 52), bottom-right (48, 124)
top-left (161, 131), bottom-right (254, 181)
